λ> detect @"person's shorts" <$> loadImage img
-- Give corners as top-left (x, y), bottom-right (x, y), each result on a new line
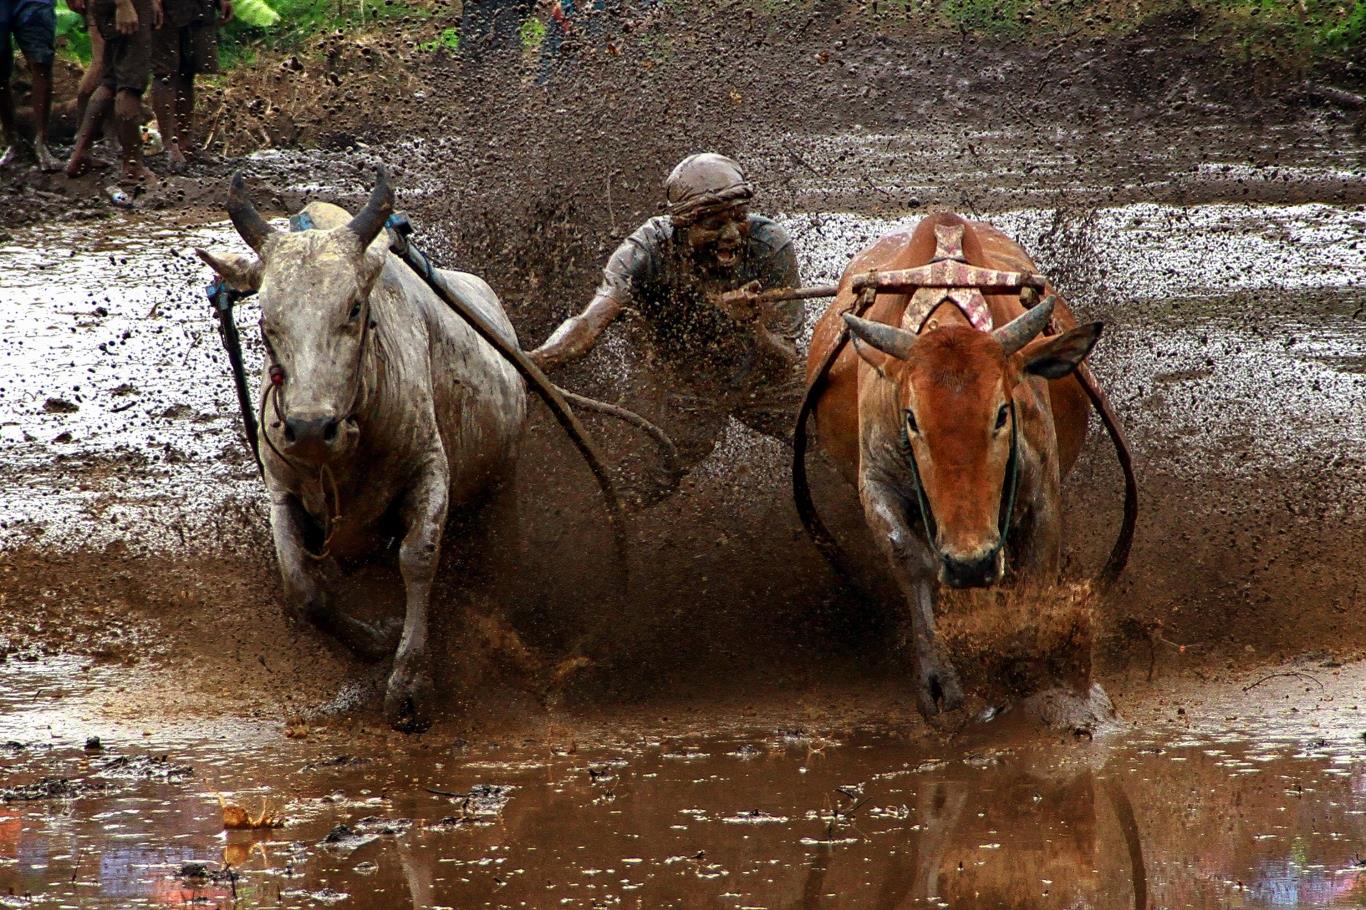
top-left (93, 0), bottom-right (151, 94)
top-left (151, 22), bottom-right (217, 77)
top-left (151, 0), bottom-right (217, 78)
top-left (0, 0), bottom-right (57, 70)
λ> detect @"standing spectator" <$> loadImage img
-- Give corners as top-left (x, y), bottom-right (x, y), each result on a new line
top-left (1, 0), bottom-right (60, 170)
top-left (64, 0), bottom-right (160, 183)
top-left (150, 0), bottom-right (229, 172)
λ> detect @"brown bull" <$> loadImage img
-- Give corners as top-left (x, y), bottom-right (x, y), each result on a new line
top-left (807, 212), bottom-right (1102, 718)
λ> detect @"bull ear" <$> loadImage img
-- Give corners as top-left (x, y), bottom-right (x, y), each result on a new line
top-left (196, 248), bottom-right (263, 293)
top-left (993, 294), bottom-right (1056, 355)
top-left (226, 173), bottom-right (279, 254)
top-left (843, 313), bottom-right (916, 361)
top-left (1023, 322), bottom-right (1103, 379)
top-left (345, 164), bottom-right (395, 250)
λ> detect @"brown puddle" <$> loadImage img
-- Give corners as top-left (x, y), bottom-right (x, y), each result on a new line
top-left (1, 659), bottom-right (1363, 908)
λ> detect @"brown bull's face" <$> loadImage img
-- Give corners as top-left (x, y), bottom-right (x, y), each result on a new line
top-left (900, 329), bottom-right (1017, 587)
top-left (845, 299), bottom-right (1103, 589)
top-left (196, 169), bottom-right (396, 466)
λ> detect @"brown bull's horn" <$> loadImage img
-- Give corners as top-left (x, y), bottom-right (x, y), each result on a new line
top-left (226, 172), bottom-right (279, 253)
top-left (843, 313), bottom-right (917, 360)
top-left (345, 164), bottom-right (395, 249)
top-left (992, 294), bottom-right (1057, 355)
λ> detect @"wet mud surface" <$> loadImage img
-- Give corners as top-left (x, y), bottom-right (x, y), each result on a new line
top-left (2, 9), bottom-right (1366, 906)
top-left (1, 656), bottom-right (1363, 908)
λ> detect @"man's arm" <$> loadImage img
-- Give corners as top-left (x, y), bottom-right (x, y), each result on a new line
top-left (529, 220), bottom-right (660, 370)
top-left (528, 292), bottom-right (624, 370)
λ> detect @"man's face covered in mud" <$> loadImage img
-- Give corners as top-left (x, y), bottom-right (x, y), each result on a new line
top-left (683, 204), bottom-right (751, 274)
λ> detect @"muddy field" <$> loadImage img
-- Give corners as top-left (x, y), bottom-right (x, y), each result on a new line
top-left (1, 5), bottom-right (1365, 907)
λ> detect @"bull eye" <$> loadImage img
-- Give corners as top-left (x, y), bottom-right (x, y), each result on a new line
top-left (995, 404), bottom-right (1009, 431)
top-left (349, 301), bottom-right (362, 322)
top-left (905, 409), bottom-right (919, 434)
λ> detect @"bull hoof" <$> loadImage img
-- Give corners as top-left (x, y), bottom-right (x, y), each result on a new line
top-left (384, 658), bottom-right (435, 733)
top-left (915, 660), bottom-right (966, 718)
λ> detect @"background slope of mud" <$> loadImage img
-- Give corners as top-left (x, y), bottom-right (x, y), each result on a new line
top-left (0, 3), bottom-right (1364, 723)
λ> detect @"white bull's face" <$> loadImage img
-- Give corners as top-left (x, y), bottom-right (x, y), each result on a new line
top-left (196, 169), bottom-right (395, 466)
top-left (253, 231), bottom-right (383, 463)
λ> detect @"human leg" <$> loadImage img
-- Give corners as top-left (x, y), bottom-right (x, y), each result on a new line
top-left (65, 82), bottom-right (114, 175)
top-left (0, 7), bottom-right (27, 167)
top-left (14, 0), bottom-right (57, 169)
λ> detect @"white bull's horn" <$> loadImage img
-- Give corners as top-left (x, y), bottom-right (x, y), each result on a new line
top-left (843, 313), bottom-right (917, 360)
top-left (345, 164), bottom-right (395, 248)
top-left (992, 294), bottom-right (1057, 355)
top-left (226, 172), bottom-right (279, 253)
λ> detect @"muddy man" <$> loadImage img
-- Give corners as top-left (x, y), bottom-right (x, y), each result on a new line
top-left (530, 152), bottom-right (804, 471)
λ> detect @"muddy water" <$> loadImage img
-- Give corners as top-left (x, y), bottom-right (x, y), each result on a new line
top-left (2, 658), bottom-right (1364, 908)
top-left (1, 198), bottom-right (1361, 553)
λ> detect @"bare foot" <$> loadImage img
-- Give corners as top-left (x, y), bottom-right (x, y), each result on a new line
top-left (34, 142), bottom-right (60, 173)
top-left (65, 154), bottom-right (111, 178)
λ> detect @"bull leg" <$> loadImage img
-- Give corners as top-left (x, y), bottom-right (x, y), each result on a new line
top-left (270, 494), bottom-right (396, 660)
top-left (1013, 463), bottom-right (1063, 579)
top-left (384, 460), bottom-right (449, 732)
top-left (861, 479), bottom-right (965, 717)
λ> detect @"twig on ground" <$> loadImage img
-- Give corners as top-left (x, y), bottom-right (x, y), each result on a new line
top-left (1242, 670), bottom-right (1325, 694)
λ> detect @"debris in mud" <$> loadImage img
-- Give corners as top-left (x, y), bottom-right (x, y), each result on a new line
top-left (218, 793), bottom-right (286, 830)
top-left (42, 398), bottom-right (79, 414)
top-left (721, 810), bottom-right (789, 824)
top-left (322, 823), bottom-right (376, 852)
top-left (178, 862), bottom-right (238, 886)
top-left (300, 754), bottom-right (370, 772)
top-left (281, 888), bottom-right (348, 904)
top-left (95, 754), bottom-right (193, 780)
top-left (425, 783), bottom-right (513, 817)
top-left (1, 776), bottom-right (110, 802)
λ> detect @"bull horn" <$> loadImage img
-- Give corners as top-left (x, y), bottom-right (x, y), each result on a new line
top-left (992, 294), bottom-right (1057, 355)
top-left (345, 164), bottom-right (395, 249)
top-left (226, 172), bottom-right (278, 253)
top-left (843, 313), bottom-right (917, 361)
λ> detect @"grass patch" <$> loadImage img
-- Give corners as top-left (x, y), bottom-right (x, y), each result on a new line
top-left (218, 0), bottom-right (436, 68)
top-left (519, 15), bottom-right (547, 49)
top-left (417, 25), bottom-right (459, 53)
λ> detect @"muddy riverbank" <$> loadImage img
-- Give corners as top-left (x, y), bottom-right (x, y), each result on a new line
top-left (2, 14), bottom-right (1364, 905)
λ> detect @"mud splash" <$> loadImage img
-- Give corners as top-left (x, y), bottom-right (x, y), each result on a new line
top-left (2, 199), bottom-right (1360, 552)
top-left (1, 656), bottom-right (1363, 908)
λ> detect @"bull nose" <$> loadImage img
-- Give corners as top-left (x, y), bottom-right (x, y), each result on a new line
top-left (283, 415), bottom-right (341, 448)
top-left (939, 551), bottom-right (1002, 589)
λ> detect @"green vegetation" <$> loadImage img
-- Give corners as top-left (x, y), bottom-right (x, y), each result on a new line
top-left (417, 25), bottom-right (459, 53)
top-left (217, 0), bottom-right (434, 67)
top-left (519, 15), bottom-right (547, 49)
top-left (53, 1), bottom-right (90, 62)
top-left (48, 0), bottom-right (1362, 72)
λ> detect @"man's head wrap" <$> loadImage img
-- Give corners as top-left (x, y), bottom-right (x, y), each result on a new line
top-left (665, 153), bottom-right (755, 225)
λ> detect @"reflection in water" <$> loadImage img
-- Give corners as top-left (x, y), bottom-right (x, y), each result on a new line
top-left (2, 714), bottom-right (1363, 909)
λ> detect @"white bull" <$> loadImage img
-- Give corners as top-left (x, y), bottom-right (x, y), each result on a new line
top-left (198, 167), bottom-right (526, 731)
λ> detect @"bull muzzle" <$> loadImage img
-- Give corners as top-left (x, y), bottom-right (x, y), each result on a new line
top-left (938, 547), bottom-right (1004, 589)
top-left (282, 413), bottom-right (347, 462)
